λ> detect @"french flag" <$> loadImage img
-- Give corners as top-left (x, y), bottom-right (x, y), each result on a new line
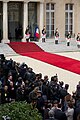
top-left (34, 26), bottom-right (40, 39)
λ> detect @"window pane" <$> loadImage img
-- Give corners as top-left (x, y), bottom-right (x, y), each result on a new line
top-left (51, 12), bottom-right (54, 18)
top-left (46, 3), bottom-right (49, 10)
top-left (65, 4), bottom-right (68, 10)
top-left (69, 13), bottom-right (73, 19)
top-left (46, 19), bottom-right (49, 24)
top-left (51, 19), bottom-right (54, 25)
top-left (65, 31), bottom-right (68, 36)
top-left (69, 25), bottom-right (73, 31)
top-left (65, 12), bottom-right (68, 18)
top-left (69, 19), bottom-right (73, 25)
top-left (46, 12), bottom-right (49, 18)
top-left (46, 31), bottom-right (49, 37)
top-left (46, 25), bottom-right (49, 30)
top-left (69, 4), bottom-right (73, 10)
top-left (51, 31), bottom-right (54, 37)
top-left (65, 25), bottom-right (68, 31)
top-left (65, 19), bottom-right (68, 24)
top-left (51, 4), bottom-right (54, 10)
top-left (51, 25), bottom-right (54, 30)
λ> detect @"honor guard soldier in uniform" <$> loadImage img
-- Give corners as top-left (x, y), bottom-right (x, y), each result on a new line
top-left (42, 26), bottom-right (46, 42)
top-left (25, 26), bottom-right (30, 42)
top-left (66, 31), bottom-right (71, 46)
top-left (76, 33), bottom-right (80, 48)
top-left (55, 28), bottom-right (59, 44)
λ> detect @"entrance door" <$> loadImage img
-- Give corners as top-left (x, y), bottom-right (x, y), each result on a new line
top-left (8, 2), bottom-right (23, 41)
top-left (28, 2), bottom-right (37, 38)
top-left (0, 2), bottom-right (3, 42)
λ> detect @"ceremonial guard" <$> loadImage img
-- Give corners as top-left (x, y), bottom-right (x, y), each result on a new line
top-left (76, 33), bottom-right (80, 48)
top-left (42, 26), bottom-right (46, 42)
top-left (25, 26), bottom-right (30, 42)
top-left (54, 28), bottom-right (59, 44)
top-left (66, 31), bottom-right (71, 46)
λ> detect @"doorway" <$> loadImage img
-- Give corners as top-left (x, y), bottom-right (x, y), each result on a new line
top-left (8, 2), bottom-right (23, 41)
top-left (28, 2), bottom-right (37, 38)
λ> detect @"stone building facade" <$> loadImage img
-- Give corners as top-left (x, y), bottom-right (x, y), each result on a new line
top-left (0, 0), bottom-right (80, 43)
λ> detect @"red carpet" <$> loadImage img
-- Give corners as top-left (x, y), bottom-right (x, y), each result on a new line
top-left (8, 42), bottom-right (80, 75)
top-left (8, 42), bottom-right (44, 53)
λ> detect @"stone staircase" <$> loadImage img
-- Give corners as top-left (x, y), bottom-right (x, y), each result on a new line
top-left (0, 38), bottom-right (80, 57)
top-left (35, 38), bottom-right (80, 53)
top-left (0, 43), bottom-right (17, 56)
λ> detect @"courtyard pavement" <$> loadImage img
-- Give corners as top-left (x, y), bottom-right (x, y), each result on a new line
top-left (0, 38), bottom-right (80, 94)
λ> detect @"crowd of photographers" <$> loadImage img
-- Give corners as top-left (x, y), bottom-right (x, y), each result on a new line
top-left (0, 54), bottom-right (80, 120)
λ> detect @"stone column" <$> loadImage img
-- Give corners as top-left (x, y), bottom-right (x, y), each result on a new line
top-left (1, 1), bottom-right (10, 43)
top-left (22, 1), bottom-right (28, 42)
top-left (39, 2), bottom-right (44, 38)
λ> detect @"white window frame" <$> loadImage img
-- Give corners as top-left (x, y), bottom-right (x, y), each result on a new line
top-left (65, 4), bottom-right (73, 35)
top-left (46, 3), bottom-right (55, 38)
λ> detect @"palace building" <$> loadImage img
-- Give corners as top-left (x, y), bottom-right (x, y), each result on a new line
top-left (0, 0), bottom-right (80, 43)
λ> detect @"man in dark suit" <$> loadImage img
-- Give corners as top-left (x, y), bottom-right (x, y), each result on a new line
top-left (54, 103), bottom-right (67, 120)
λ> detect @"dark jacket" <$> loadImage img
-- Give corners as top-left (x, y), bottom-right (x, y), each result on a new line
top-left (54, 109), bottom-right (67, 120)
